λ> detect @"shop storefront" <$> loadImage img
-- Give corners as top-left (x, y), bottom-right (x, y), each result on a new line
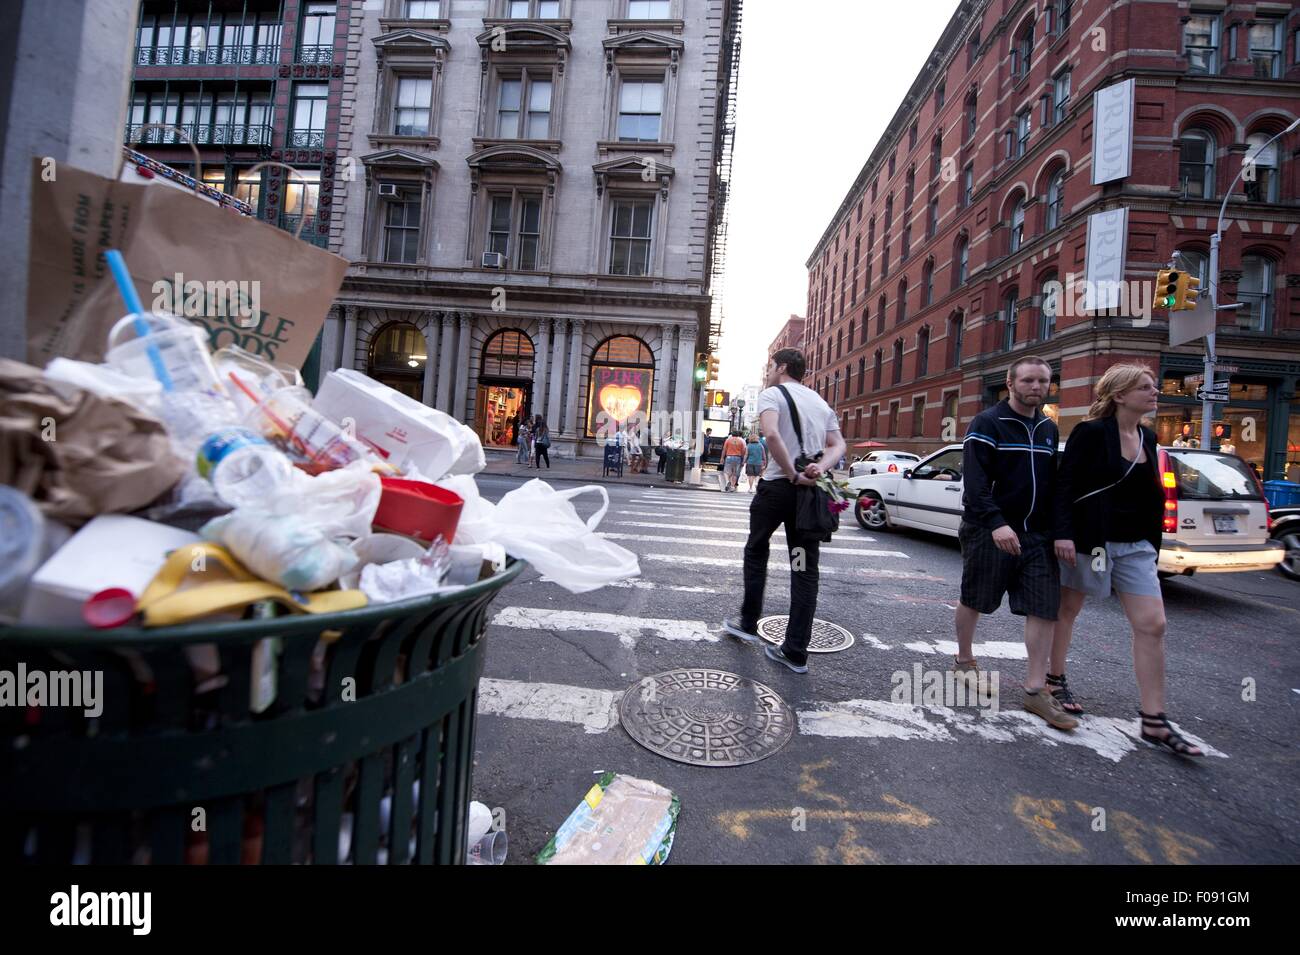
top-left (475, 329), bottom-right (535, 450)
top-left (1159, 355), bottom-right (1300, 481)
top-left (585, 336), bottom-right (655, 439)
top-left (367, 322), bottom-right (425, 401)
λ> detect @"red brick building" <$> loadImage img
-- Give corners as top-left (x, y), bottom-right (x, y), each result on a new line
top-left (805, 0), bottom-right (1300, 480)
top-left (766, 314), bottom-right (805, 374)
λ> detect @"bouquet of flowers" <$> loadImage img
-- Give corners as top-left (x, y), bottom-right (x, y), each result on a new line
top-left (813, 472), bottom-right (853, 514)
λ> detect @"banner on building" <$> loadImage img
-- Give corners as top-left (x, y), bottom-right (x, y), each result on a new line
top-left (587, 365), bottom-right (653, 437)
top-left (1082, 207), bottom-right (1129, 311)
top-left (1091, 79), bottom-right (1135, 185)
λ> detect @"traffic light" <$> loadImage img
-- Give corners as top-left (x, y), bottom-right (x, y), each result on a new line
top-left (1153, 269), bottom-right (1179, 310)
top-left (694, 352), bottom-right (707, 382)
top-left (707, 353), bottom-right (721, 384)
top-left (1175, 273), bottom-right (1201, 311)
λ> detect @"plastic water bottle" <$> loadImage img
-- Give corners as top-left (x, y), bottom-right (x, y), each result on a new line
top-left (196, 427), bottom-right (295, 509)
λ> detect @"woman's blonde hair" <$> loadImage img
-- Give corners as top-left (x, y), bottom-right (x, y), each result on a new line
top-left (1086, 362), bottom-right (1156, 420)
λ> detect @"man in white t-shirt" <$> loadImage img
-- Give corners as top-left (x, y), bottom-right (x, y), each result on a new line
top-left (722, 348), bottom-right (845, 673)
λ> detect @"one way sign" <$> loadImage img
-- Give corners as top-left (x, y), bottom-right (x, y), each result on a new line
top-left (1196, 387), bottom-right (1229, 403)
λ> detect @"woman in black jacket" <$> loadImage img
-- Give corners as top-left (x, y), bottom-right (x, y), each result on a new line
top-left (1052, 363), bottom-right (1204, 756)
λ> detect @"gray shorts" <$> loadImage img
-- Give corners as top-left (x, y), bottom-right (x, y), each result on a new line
top-left (1059, 540), bottom-right (1161, 598)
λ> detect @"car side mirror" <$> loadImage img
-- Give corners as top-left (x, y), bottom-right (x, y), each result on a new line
top-left (902, 469), bottom-right (913, 479)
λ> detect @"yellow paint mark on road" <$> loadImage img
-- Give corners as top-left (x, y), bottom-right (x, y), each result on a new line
top-left (718, 794), bottom-right (935, 842)
top-left (798, 758), bottom-right (847, 808)
top-left (812, 824), bottom-right (882, 865)
top-left (1012, 796), bottom-right (1085, 855)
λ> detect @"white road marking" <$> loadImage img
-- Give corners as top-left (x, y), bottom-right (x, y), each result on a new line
top-left (861, 569), bottom-right (947, 582)
top-left (616, 509), bottom-right (753, 522)
top-left (599, 532), bottom-right (896, 556)
top-left (901, 639), bottom-right (1027, 660)
top-left (478, 678), bottom-right (621, 734)
top-left (861, 632), bottom-right (893, 650)
top-left (643, 553), bottom-right (909, 571)
top-left (610, 520), bottom-right (877, 542)
top-left (535, 576), bottom-right (720, 594)
top-left (491, 606), bottom-right (716, 648)
top-left (797, 700), bottom-right (1226, 762)
top-left (631, 498), bottom-right (750, 511)
top-left (474, 677), bottom-right (1227, 762)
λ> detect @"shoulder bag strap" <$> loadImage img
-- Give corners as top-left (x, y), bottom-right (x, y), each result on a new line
top-left (775, 384), bottom-right (807, 456)
top-left (1073, 430), bottom-right (1141, 505)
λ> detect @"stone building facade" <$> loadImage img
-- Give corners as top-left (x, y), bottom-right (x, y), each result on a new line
top-left (318, 0), bottom-right (740, 457)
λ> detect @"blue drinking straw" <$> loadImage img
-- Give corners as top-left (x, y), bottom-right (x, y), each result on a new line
top-left (104, 249), bottom-right (173, 391)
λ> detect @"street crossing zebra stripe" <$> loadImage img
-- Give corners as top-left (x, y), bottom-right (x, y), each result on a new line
top-left (600, 532), bottom-right (894, 556)
top-left (609, 520), bottom-right (877, 543)
top-left (491, 606), bottom-right (717, 647)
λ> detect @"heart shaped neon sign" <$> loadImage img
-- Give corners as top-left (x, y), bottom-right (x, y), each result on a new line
top-left (599, 384), bottom-right (642, 422)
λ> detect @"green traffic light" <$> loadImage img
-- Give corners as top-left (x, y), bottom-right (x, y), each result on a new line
top-left (695, 366), bottom-right (706, 381)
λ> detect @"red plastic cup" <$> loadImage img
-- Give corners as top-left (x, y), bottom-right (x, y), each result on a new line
top-left (83, 588), bottom-right (138, 629)
top-left (372, 478), bottom-right (464, 543)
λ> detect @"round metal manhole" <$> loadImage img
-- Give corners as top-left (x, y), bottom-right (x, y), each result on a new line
top-left (618, 668), bottom-right (794, 767)
top-left (756, 616), bottom-right (855, 653)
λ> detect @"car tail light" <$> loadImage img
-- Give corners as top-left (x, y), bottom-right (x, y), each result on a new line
top-left (887, 463), bottom-right (898, 473)
top-left (1158, 449), bottom-right (1178, 534)
top-left (1246, 466), bottom-right (1272, 531)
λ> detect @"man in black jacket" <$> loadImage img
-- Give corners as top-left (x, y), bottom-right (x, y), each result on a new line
top-left (955, 355), bottom-right (1077, 730)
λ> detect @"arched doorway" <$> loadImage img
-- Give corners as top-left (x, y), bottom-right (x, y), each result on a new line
top-left (587, 335), bottom-right (654, 438)
top-left (475, 329), bottom-right (535, 449)
top-left (368, 322), bottom-right (426, 400)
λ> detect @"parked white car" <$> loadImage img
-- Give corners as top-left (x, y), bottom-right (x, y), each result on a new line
top-left (846, 444), bottom-right (1284, 578)
top-left (848, 451), bottom-right (920, 478)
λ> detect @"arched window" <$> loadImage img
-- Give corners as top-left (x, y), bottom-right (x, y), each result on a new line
top-left (1178, 129), bottom-right (1215, 199)
top-left (368, 322), bottom-right (426, 400)
top-left (873, 349), bottom-right (883, 390)
top-left (948, 312), bottom-right (964, 368)
top-left (905, 166), bottom-right (916, 206)
top-left (930, 132), bottom-right (943, 179)
top-left (965, 90), bottom-right (978, 140)
top-left (916, 325), bottom-right (930, 377)
top-left (897, 278), bottom-right (908, 326)
top-left (1039, 271), bottom-right (1059, 340)
top-left (877, 293), bottom-right (887, 335)
top-left (1244, 132), bottom-right (1280, 203)
top-left (1176, 248), bottom-right (1209, 287)
top-left (1010, 196), bottom-right (1027, 252)
top-left (891, 338), bottom-right (904, 385)
top-left (954, 235), bottom-right (969, 289)
top-left (1011, 18), bottom-right (1034, 79)
top-left (1046, 169), bottom-right (1066, 230)
top-left (1238, 255), bottom-right (1275, 332)
top-left (481, 328), bottom-right (536, 379)
top-left (857, 355), bottom-right (866, 395)
top-left (588, 335), bottom-right (654, 437)
top-left (922, 258), bottom-right (935, 307)
top-left (1002, 289), bottom-right (1019, 351)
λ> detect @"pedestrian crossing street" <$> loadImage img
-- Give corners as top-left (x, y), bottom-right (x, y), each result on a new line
top-left (480, 486), bottom-right (1225, 763)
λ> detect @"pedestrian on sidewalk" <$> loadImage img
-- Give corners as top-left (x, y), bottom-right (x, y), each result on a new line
top-left (954, 355), bottom-right (1077, 730)
top-left (516, 417), bottom-right (533, 467)
top-left (532, 416), bottom-right (551, 469)
top-left (1051, 363), bottom-right (1205, 756)
top-left (722, 348), bottom-right (845, 674)
top-left (722, 430), bottom-right (746, 492)
top-left (744, 432), bottom-right (766, 493)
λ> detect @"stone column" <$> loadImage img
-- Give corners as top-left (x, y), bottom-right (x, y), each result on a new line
top-left (534, 318), bottom-right (552, 421)
top-left (421, 314), bottom-right (439, 405)
top-left (319, 305), bottom-right (342, 377)
top-left (564, 319), bottom-right (585, 439)
top-left (547, 319), bottom-right (567, 433)
top-left (654, 324), bottom-right (675, 443)
top-left (674, 325), bottom-right (697, 439)
top-left (436, 312), bottom-right (455, 411)
top-left (453, 313), bottom-right (472, 422)
top-left (341, 305), bottom-right (358, 371)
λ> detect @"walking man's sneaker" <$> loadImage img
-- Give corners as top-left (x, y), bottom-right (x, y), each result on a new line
top-left (721, 617), bottom-right (761, 644)
top-left (951, 656), bottom-right (997, 696)
top-left (1022, 688), bottom-right (1078, 730)
top-left (764, 644), bottom-right (809, 674)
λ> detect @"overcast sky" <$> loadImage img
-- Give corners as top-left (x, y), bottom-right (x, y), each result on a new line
top-left (717, 0), bottom-right (960, 393)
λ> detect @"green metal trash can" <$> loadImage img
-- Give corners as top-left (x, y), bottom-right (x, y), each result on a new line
top-left (665, 449), bottom-right (686, 483)
top-left (0, 558), bottom-right (523, 865)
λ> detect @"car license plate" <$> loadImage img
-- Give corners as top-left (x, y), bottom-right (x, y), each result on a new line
top-left (1212, 515), bottom-right (1237, 534)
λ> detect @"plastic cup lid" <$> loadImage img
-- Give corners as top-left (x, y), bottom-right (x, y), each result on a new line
top-left (83, 588), bottom-right (138, 629)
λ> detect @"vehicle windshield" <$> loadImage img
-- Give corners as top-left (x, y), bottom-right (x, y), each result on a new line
top-left (1163, 450), bottom-right (1262, 502)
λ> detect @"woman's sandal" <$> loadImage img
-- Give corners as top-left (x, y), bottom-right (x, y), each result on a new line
top-left (1046, 673), bottom-right (1083, 714)
top-left (1138, 710), bottom-right (1205, 757)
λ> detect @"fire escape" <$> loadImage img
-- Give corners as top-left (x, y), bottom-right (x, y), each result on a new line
top-left (704, 0), bottom-right (742, 359)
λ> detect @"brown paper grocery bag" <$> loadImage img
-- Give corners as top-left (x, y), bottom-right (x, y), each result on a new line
top-left (26, 158), bottom-right (347, 369)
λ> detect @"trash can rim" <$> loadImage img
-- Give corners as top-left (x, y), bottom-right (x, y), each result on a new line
top-left (0, 557), bottom-right (525, 647)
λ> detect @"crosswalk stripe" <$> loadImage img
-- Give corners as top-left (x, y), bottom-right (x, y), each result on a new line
top-left (609, 520), bottom-right (877, 543)
top-left (631, 498), bottom-right (750, 511)
top-left (474, 677), bottom-right (1226, 762)
top-left (616, 509), bottom-right (752, 523)
top-left (534, 576), bottom-right (720, 594)
top-left (491, 606), bottom-right (716, 646)
top-left (600, 532), bottom-right (894, 557)
top-left (643, 550), bottom-right (908, 566)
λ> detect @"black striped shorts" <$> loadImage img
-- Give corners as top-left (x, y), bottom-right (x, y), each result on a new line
top-left (958, 521), bottom-right (1060, 621)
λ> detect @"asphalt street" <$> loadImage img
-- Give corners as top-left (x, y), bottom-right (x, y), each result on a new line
top-left (470, 472), bottom-right (1300, 865)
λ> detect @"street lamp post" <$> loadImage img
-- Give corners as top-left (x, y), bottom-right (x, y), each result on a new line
top-left (1201, 117), bottom-right (1300, 450)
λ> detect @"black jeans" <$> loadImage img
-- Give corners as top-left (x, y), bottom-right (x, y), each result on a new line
top-left (534, 446), bottom-right (550, 468)
top-left (740, 478), bottom-right (821, 665)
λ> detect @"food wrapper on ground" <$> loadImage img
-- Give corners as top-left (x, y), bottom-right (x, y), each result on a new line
top-left (0, 358), bottom-right (184, 525)
top-left (313, 369), bottom-right (485, 479)
top-left (536, 773), bottom-right (680, 865)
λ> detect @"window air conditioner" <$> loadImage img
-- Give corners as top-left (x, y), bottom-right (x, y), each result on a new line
top-left (482, 251), bottom-right (505, 268)
top-left (378, 183), bottom-right (400, 198)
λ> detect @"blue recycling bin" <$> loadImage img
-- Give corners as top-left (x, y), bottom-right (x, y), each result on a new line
top-left (1263, 480), bottom-right (1300, 508)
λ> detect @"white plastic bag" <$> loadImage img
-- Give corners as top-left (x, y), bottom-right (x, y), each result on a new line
top-left (447, 479), bottom-right (639, 594)
top-left (42, 357), bottom-right (163, 413)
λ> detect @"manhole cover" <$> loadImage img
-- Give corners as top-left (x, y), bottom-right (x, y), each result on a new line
top-left (757, 617), bottom-right (855, 653)
top-left (618, 668), bottom-right (794, 767)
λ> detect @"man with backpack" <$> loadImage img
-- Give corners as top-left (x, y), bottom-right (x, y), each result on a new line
top-left (721, 348), bottom-right (844, 674)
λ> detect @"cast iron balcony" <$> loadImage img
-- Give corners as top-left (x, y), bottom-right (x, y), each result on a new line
top-left (297, 45), bottom-right (334, 64)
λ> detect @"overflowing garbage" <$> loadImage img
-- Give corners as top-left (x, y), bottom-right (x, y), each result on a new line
top-left (1, 248), bottom-right (639, 631)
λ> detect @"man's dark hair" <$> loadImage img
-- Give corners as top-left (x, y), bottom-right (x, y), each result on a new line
top-left (771, 348), bottom-right (806, 381)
